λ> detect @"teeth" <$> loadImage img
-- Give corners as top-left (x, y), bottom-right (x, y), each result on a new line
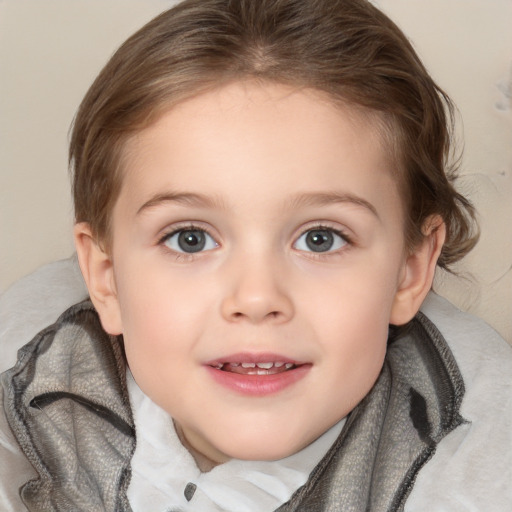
top-left (214, 361), bottom-right (297, 371)
top-left (256, 362), bottom-right (273, 369)
top-left (239, 362), bottom-right (292, 369)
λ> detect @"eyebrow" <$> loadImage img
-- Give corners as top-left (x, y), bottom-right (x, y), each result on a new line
top-left (136, 190), bottom-right (379, 219)
top-left (288, 192), bottom-right (380, 219)
top-left (136, 192), bottom-right (225, 215)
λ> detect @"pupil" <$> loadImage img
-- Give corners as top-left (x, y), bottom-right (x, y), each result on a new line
top-left (178, 230), bottom-right (206, 253)
top-left (306, 230), bottom-right (333, 252)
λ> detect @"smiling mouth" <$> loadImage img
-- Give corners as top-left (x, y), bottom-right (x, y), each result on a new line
top-left (210, 361), bottom-right (298, 376)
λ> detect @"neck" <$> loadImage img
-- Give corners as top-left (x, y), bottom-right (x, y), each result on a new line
top-left (174, 421), bottom-right (223, 472)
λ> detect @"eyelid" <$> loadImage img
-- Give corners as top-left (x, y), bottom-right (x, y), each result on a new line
top-left (292, 223), bottom-right (353, 254)
top-left (157, 222), bottom-right (219, 252)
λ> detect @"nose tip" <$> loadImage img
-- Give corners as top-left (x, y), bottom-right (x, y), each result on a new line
top-left (220, 265), bottom-right (294, 324)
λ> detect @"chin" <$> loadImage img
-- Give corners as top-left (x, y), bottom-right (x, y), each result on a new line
top-left (222, 437), bottom-right (309, 462)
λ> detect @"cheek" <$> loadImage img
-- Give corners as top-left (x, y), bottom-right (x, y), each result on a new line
top-left (299, 255), bottom-right (402, 329)
top-left (115, 250), bottom-right (207, 322)
top-left (299, 258), bottom-right (399, 385)
top-left (320, 296), bottom-right (389, 376)
top-left (112, 260), bottom-right (194, 360)
top-left (117, 284), bottom-right (200, 407)
top-left (320, 306), bottom-right (389, 417)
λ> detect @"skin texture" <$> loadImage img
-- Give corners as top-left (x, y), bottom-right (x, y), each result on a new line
top-left (75, 81), bottom-right (444, 470)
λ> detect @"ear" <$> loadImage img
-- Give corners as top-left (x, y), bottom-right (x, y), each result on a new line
top-left (390, 216), bottom-right (446, 326)
top-left (74, 223), bottom-right (123, 335)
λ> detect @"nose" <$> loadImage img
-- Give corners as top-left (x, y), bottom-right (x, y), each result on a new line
top-left (220, 254), bottom-right (294, 324)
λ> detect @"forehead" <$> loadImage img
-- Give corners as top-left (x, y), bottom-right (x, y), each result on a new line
top-left (117, 81), bottom-right (401, 217)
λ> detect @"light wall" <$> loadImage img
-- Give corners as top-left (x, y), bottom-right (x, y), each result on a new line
top-left (1, 0), bottom-right (511, 343)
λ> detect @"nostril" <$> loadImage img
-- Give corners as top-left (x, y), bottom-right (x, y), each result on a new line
top-left (231, 310), bottom-right (280, 321)
top-left (221, 292), bottom-right (294, 324)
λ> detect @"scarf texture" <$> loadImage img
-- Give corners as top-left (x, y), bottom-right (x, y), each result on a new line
top-left (2, 300), bottom-right (465, 512)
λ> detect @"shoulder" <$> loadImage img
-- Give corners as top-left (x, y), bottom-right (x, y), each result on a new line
top-left (406, 292), bottom-right (512, 511)
top-left (420, 292), bottom-right (512, 417)
top-left (0, 255), bottom-right (88, 374)
top-left (0, 256), bottom-right (87, 510)
top-left (0, 383), bottom-right (36, 511)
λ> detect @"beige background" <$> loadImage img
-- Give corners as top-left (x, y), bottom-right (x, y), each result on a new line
top-left (1, 0), bottom-right (511, 343)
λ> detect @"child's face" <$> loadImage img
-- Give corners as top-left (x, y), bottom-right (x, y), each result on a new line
top-left (106, 81), bottom-right (410, 465)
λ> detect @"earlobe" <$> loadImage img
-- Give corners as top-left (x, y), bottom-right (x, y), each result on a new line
top-left (390, 216), bottom-right (446, 326)
top-left (74, 223), bottom-right (123, 335)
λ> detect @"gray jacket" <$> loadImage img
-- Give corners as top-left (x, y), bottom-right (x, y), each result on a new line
top-left (2, 299), bottom-right (466, 511)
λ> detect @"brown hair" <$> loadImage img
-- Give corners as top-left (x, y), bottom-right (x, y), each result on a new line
top-left (70, 0), bottom-right (478, 268)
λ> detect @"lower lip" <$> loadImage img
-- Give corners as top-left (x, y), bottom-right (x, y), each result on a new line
top-left (205, 364), bottom-right (311, 396)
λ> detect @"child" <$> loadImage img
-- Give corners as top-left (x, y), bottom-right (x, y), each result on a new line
top-left (1, 0), bottom-right (511, 510)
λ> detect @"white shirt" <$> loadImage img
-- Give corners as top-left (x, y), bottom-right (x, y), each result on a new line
top-left (126, 370), bottom-right (344, 512)
top-left (1, 256), bottom-right (511, 511)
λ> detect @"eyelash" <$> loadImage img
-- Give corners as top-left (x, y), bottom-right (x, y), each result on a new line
top-left (293, 224), bottom-right (353, 259)
top-left (157, 223), bottom-right (353, 259)
top-left (157, 223), bottom-right (218, 260)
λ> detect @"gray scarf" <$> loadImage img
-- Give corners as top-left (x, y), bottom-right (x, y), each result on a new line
top-left (2, 300), bottom-right (465, 511)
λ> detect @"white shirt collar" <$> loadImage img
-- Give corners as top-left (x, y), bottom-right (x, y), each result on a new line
top-left (126, 371), bottom-right (345, 512)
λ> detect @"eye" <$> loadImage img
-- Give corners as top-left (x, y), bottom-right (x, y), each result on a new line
top-left (162, 228), bottom-right (218, 254)
top-left (294, 227), bottom-right (347, 253)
